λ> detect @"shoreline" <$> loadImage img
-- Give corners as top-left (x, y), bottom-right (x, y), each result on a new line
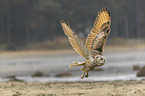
top-left (0, 49), bottom-right (75, 58)
top-left (1, 80), bottom-right (145, 96)
top-left (0, 44), bottom-right (144, 58)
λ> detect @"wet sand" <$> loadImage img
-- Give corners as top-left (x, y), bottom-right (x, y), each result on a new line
top-left (1, 80), bottom-right (145, 96)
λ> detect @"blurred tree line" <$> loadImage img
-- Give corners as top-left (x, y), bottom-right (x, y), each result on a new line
top-left (0, 0), bottom-right (145, 47)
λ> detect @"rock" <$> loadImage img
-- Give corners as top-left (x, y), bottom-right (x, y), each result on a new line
top-left (4, 75), bottom-right (16, 79)
top-left (4, 75), bottom-right (24, 82)
top-left (137, 66), bottom-right (145, 77)
top-left (32, 71), bottom-right (44, 77)
top-left (133, 65), bottom-right (140, 70)
top-left (55, 72), bottom-right (72, 77)
top-left (9, 78), bottom-right (24, 82)
top-left (32, 71), bottom-right (50, 77)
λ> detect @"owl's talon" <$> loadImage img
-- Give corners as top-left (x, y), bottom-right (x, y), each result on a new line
top-left (85, 73), bottom-right (89, 78)
top-left (85, 75), bottom-right (88, 78)
top-left (81, 76), bottom-right (84, 79)
top-left (81, 72), bottom-right (85, 79)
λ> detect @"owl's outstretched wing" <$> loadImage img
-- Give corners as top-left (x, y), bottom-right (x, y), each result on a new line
top-left (85, 8), bottom-right (111, 55)
top-left (60, 21), bottom-right (93, 60)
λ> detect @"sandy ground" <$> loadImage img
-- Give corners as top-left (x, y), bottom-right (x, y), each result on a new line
top-left (0, 44), bottom-right (145, 96)
top-left (0, 49), bottom-right (75, 58)
top-left (0, 80), bottom-right (145, 96)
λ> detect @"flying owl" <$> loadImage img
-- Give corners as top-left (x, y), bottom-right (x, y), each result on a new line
top-left (60, 8), bottom-right (111, 79)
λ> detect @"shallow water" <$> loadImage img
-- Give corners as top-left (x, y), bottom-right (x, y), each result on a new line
top-left (0, 49), bottom-right (145, 82)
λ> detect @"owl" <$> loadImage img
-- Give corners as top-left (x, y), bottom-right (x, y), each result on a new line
top-left (60, 8), bottom-right (111, 79)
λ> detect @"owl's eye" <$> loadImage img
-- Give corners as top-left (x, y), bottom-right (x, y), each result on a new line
top-left (96, 57), bottom-right (99, 58)
top-left (104, 60), bottom-right (106, 62)
top-left (101, 58), bottom-right (103, 60)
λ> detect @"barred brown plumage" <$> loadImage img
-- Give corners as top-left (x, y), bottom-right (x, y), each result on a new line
top-left (60, 8), bottom-right (111, 79)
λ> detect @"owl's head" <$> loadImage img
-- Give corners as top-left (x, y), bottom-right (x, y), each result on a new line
top-left (94, 55), bottom-right (107, 66)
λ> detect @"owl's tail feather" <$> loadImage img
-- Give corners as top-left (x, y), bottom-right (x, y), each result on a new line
top-left (69, 64), bottom-right (84, 68)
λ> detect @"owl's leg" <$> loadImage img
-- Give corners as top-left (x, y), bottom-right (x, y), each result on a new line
top-left (74, 61), bottom-right (85, 65)
top-left (81, 72), bottom-right (85, 79)
top-left (69, 61), bottom-right (85, 68)
top-left (85, 71), bottom-right (89, 78)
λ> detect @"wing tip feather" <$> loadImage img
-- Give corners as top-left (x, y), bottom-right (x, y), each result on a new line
top-left (85, 8), bottom-right (111, 52)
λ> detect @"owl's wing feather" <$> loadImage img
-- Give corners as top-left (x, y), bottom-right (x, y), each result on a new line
top-left (85, 8), bottom-right (111, 55)
top-left (61, 21), bottom-right (93, 60)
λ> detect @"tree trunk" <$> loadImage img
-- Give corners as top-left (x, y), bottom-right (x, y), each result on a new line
top-left (7, 8), bottom-right (12, 44)
top-left (26, 26), bottom-right (30, 42)
top-left (0, 16), bottom-right (4, 35)
top-left (113, 21), bottom-right (118, 38)
top-left (34, 31), bottom-right (38, 42)
top-left (136, 0), bottom-right (141, 38)
top-left (124, 14), bottom-right (129, 39)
